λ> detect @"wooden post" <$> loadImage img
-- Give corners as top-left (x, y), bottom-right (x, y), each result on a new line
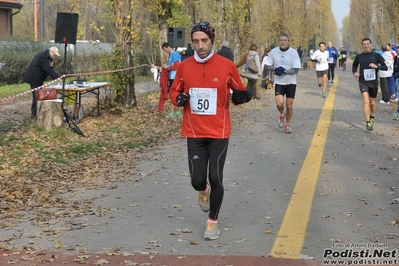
top-left (37, 100), bottom-right (64, 131)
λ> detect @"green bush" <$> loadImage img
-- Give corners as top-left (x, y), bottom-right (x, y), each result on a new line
top-left (66, 51), bottom-right (109, 81)
top-left (0, 42), bottom-right (49, 85)
top-left (0, 41), bottom-right (154, 90)
top-left (0, 42), bottom-right (113, 86)
top-left (134, 51), bottom-right (152, 76)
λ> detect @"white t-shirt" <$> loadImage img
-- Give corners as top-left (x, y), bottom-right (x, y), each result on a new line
top-left (311, 50), bottom-right (329, 71)
top-left (380, 51), bottom-right (394, 78)
top-left (266, 47), bottom-right (301, 85)
top-left (261, 55), bottom-right (268, 72)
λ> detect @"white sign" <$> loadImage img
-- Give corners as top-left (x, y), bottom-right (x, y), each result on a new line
top-left (364, 69), bottom-right (375, 81)
top-left (189, 88), bottom-right (217, 115)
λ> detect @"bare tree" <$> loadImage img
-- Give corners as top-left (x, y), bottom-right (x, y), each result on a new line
top-left (110, 0), bottom-right (136, 107)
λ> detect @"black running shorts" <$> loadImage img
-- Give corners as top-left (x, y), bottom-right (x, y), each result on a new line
top-left (358, 82), bottom-right (378, 98)
top-left (275, 84), bottom-right (296, 99)
top-left (316, 70), bottom-right (328, 78)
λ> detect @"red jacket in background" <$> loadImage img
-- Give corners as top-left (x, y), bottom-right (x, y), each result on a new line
top-left (158, 68), bottom-right (169, 113)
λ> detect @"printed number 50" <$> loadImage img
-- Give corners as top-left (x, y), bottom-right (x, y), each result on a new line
top-left (197, 99), bottom-right (209, 110)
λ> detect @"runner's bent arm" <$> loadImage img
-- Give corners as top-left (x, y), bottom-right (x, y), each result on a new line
top-left (285, 68), bottom-right (300, 74)
top-left (377, 54), bottom-right (388, 71)
top-left (169, 67), bottom-right (185, 107)
top-left (352, 56), bottom-right (359, 75)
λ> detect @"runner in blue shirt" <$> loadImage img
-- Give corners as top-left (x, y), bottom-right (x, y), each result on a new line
top-left (326, 41), bottom-right (338, 85)
top-left (161, 43), bottom-right (181, 117)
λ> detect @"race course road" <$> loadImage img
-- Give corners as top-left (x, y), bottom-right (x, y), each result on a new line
top-left (1, 61), bottom-right (398, 265)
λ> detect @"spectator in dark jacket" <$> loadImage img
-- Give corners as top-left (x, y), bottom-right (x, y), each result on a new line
top-left (297, 46), bottom-right (303, 66)
top-left (23, 46), bottom-right (61, 118)
top-left (181, 49), bottom-right (189, 61)
top-left (217, 40), bottom-right (234, 62)
top-left (186, 43), bottom-right (194, 57)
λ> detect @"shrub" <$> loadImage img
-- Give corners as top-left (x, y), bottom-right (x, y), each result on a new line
top-left (0, 42), bottom-right (49, 85)
top-left (0, 41), bottom-right (113, 86)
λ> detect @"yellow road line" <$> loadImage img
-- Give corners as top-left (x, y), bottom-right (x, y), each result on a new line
top-left (270, 76), bottom-right (339, 259)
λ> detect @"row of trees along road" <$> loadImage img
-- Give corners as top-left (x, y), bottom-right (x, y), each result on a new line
top-left (8, 0), bottom-right (399, 107)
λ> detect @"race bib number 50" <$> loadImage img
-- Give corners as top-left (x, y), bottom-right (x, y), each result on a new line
top-left (189, 88), bottom-right (217, 115)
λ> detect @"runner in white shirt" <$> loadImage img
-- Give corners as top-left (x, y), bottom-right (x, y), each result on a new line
top-left (311, 42), bottom-right (330, 98)
top-left (266, 33), bottom-right (301, 134)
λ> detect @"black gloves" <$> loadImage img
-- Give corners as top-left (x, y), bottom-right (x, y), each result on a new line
top-left (274, 66), bottom-right (285, 76)
top-left (177, 90), bottom-right (251, 106)
top-left (176, 93), bottom-right (190, 107)
top-left (232, 89), bottom-right (252, 104)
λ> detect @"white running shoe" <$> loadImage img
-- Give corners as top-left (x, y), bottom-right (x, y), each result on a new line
top-left (204, 222), bottom-right (220, 240)
top-left (278, 113), bottom-right (285, 128)
top-left (198, 182), bottom-right (210, 212)
top-left (285, 124), bottom-right (292, 134)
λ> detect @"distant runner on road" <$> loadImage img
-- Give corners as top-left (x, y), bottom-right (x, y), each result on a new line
top-left (339, 46), bottom-right (348, 71)
top-left (311, 42), bottom-right (329, 98)
top-left (266, 33), bottom-right (301, 134)
top-left (326, 41), bottom-right (338, 85)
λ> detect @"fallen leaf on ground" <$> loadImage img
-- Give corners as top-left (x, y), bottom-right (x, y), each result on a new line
top-left (340, 212), bottom-right (353, 216)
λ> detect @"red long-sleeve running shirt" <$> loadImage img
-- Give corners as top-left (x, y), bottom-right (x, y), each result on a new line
top-left (170, 53), bottom-right (247, 139)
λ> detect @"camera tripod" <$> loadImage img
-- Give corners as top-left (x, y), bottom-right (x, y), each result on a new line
top-left (60, 43), bottom-right (85, 137)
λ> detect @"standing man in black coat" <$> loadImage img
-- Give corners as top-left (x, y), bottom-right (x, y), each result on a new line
top-left (217, 40), bottom-right (234, 62)
top-left (23, 46), bottom-right (61, 118)
top-left (185, 43), bottom-right (194, 57)
top-left (297, 46), bottom-right (303, 68)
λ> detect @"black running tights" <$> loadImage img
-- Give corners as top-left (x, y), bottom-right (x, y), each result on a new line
top-left (187, 138), bottom-right (229, 220)
top-left (328, 63), bottom-right (336, 81)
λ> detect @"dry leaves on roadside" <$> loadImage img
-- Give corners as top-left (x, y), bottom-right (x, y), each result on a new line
top-left (0, 92), bottom-right (182, 250)
top-left (0, 88), bottom-right (266, 253)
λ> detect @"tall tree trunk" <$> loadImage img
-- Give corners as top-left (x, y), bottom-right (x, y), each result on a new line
top-left (159, 16), bottom-right (168, 65)
top-left (216, 0), bottom-right (225, 45)
top-left (111, 0), bottom-right (136, 107)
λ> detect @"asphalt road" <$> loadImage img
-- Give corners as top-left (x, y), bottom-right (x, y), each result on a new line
top-left (1, 62), bottom-right (398, 265)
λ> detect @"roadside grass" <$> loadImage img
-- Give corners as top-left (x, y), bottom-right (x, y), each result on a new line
top-left (0, 83), bottom-right (30, 99)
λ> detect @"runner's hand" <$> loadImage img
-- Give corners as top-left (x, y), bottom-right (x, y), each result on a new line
top-left (176, 93), bottom-right (190, 106)
top-left (232, 89), bottom-right (249, 104)
top-left (274, 66), bottom-right (285, 76)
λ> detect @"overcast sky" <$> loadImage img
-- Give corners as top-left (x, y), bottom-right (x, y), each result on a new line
top-left (332, 0), bottom-right (350, 29)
